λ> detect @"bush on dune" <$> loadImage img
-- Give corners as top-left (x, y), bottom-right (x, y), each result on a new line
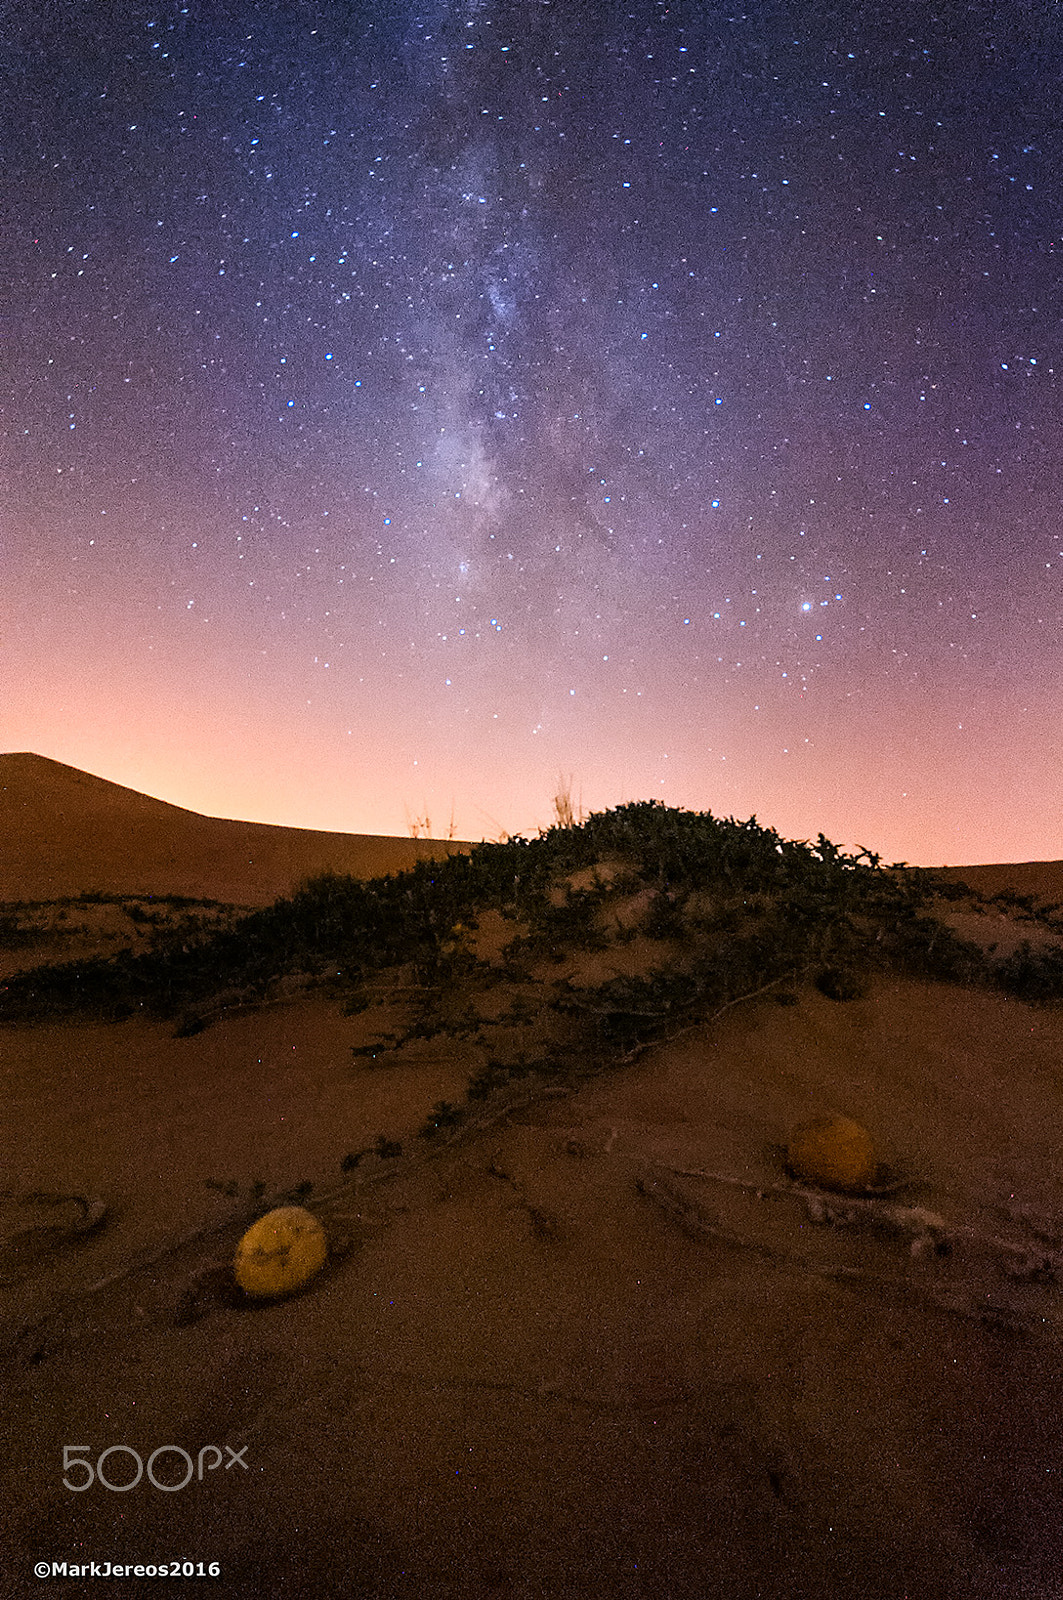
top-left (0, 801), bottom-right (1057, 1032)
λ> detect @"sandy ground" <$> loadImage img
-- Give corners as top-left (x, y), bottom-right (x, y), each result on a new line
top-left (2, 757), bottom-right (1063, 1598)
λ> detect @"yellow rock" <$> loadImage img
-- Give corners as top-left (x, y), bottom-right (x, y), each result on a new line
top-left (786, 1114), bottom-right (876, 1193)
top-left (234, 1206), bottom-right (328, 1299)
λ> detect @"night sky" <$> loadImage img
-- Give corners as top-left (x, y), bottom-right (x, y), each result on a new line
top-left (4, 0), bottom-right (1061, 865)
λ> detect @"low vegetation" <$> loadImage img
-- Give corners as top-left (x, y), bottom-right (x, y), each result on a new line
top-left (2, 805), bottom-right (1061, 1152)
top-left (0, 893), bottom-right (241, 956)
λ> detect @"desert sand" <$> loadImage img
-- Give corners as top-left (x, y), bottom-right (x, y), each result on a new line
top-left (2, 756), bottom-right (1063, 1599)
top-left (0, 754), bottom-right (469, 905)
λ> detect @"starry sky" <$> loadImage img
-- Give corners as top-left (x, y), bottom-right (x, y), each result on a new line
top-left (3, 0), bottom-right (1061, 865)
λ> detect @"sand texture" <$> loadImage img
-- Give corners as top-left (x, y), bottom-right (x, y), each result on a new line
top-left (2, 759), bottom-right (1063, 1598)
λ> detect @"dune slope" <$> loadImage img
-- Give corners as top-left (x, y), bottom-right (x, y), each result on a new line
top-left (0, 753), bottom-right (468, 904)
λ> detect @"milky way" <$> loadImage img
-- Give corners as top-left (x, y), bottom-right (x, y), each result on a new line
top-left (3, 0), bottom-right (1061, 862)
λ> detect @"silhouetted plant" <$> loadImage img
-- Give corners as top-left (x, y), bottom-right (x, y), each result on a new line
top-left (815, 967), bottom-right (867, 1002)
top-left (0, 914), bottom-right (38, 949)
top-left (467, 1058), bottom-right (515, 1100)
top-left (993, 942), bottom-right (1063, 1005)
top-left (640, 887), bottom-right (691, 941)
top-left (417, 1100), bottom-right (465, 1138)
top-left (552, 774), bottom-right (584, 829)
top-left (204, 1178), bottom-right (241, 1198)
top-left (203, 1177), bottom-right (266, 1201)
top-left (340, 1140), bottom-right (400, 1171)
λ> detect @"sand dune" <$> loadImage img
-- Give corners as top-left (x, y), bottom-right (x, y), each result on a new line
top-left (3, 759), bottom-right (1063, 1598)
top-left (5, 750), bottom-right (1062, 908)
top-left (0, 753), bottom-right (469, 905)
top-left (934, 857), bottom-right (1063, 904)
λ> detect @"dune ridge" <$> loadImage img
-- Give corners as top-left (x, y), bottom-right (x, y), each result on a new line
top-left (0, 752), bottom-right (470, 905)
